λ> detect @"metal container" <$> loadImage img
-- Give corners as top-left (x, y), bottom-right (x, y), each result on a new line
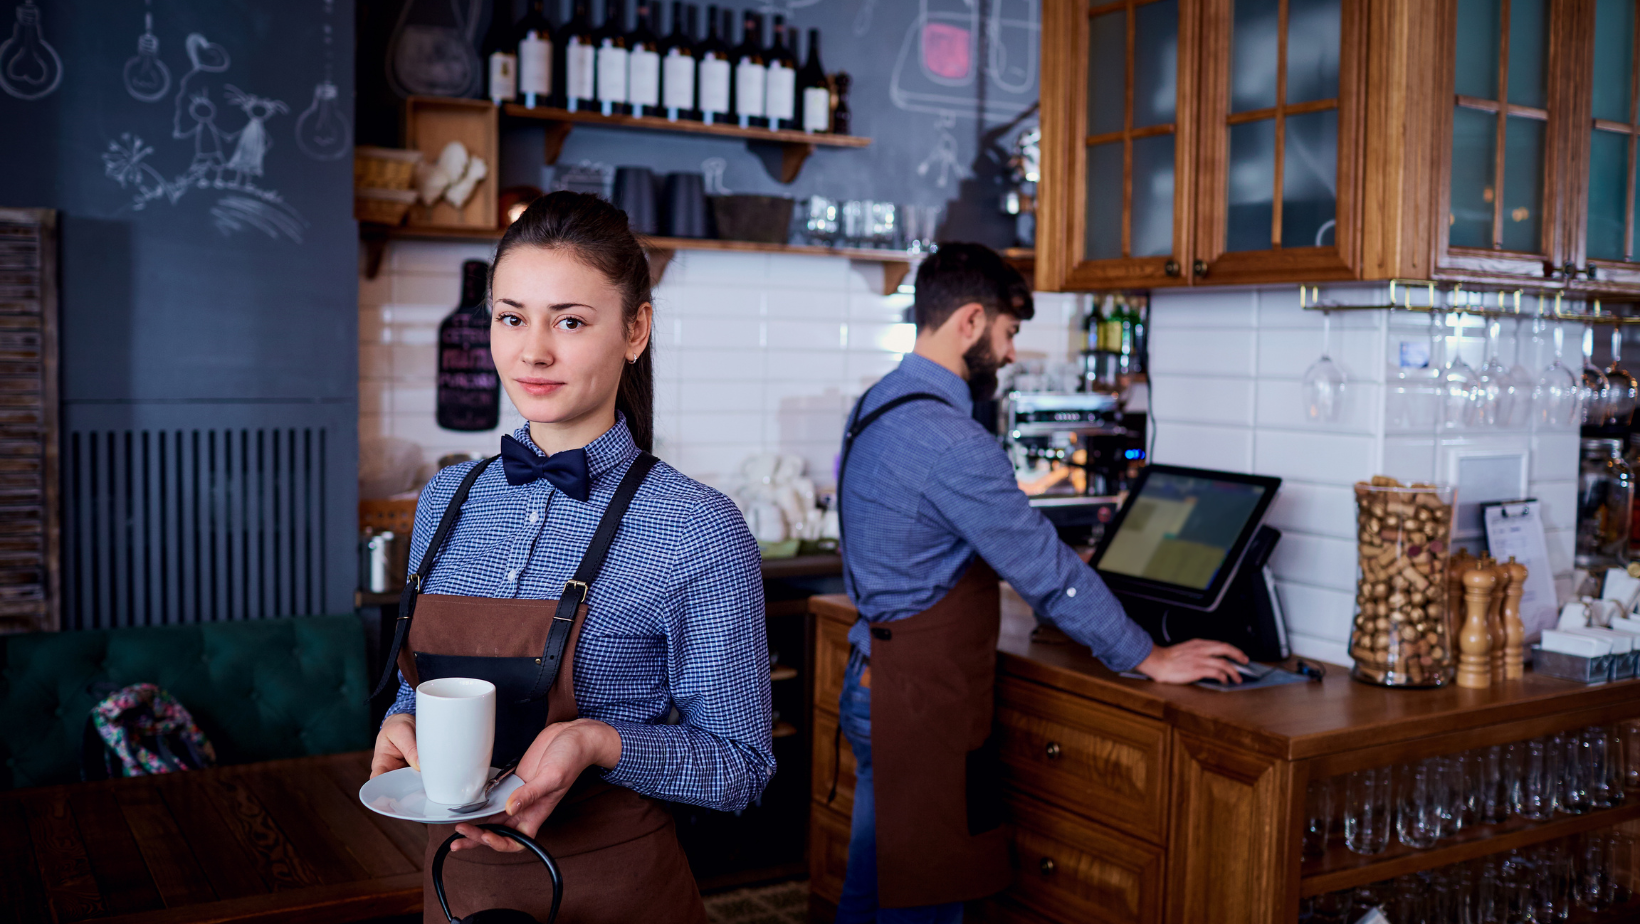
top-left (1531, 646), bottom-right (1615, 684)
top-left (1576, 437), bottom-right (1633, 569)
top-left (360, 528), bottom-right (409, 593)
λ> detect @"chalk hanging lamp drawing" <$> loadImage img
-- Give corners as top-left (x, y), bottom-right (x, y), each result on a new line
top-left (0, 0), bottom-right (63, 101)
top-left (124, 11), bottom-right (172, 102)
top-left (296, 0), bottom-right (351, 161)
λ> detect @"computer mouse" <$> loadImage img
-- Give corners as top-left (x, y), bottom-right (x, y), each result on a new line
top-left (1233, 661), bottom-right (1272, 679)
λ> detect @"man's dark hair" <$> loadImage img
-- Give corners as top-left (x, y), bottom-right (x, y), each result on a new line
top-left (911, 242), bottom-right (1035, 331)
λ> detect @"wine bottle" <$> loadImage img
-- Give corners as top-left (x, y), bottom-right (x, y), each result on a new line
top-left (595, 0), bottom-right (631, 115)
top-left (660, 2), bottom-right (696, 120)
top-left (514, 0), bottom-right (554, 109)
top-left (628, 2), bottom-right (662, 116)
top-left (798, 27), bottom-right (829, 133)
top-left (437, 260), bottom-right (501, 432)
top-left (561, 2), bottom-right (597, 111)
top-left (483, 0), bottom-right (518, 106)
top-left (831, 70), bottom-right (852, 135)
top-left (764, 15), bottom-right (796, 130)
top-left (731, 10), bottom-right (766, 128)
top-left (696, 5), bottom-right (731, 124)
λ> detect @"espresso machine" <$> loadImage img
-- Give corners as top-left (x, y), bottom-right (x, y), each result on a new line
top-left (1000, 391), bottom-right (1145, 546)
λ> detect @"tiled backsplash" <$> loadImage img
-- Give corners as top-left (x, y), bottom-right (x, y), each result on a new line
top-left (360, 241), bottom-right (1079, 492)
top-left (1148, 285), bottom-right (1580, 666)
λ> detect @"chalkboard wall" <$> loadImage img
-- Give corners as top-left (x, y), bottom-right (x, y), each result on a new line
top-left (356, 0), bottom-right (1041, 248)
top-left (0, 0), bottom-right (360, 626)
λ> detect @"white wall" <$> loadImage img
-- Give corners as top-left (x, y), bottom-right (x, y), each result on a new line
top-left (359, 241), bottom-right (1080, 492)
top-left (1147, 285), bottom-right (1580, 667)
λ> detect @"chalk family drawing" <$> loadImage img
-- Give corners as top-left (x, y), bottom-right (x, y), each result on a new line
top-left (0, 0), bottom-right (63, 101)
top-left (103, 31), bottom-right (307, 242)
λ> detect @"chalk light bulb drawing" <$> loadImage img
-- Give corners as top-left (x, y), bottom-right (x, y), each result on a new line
top-left (124, 13), bottom-right (171, 102)
top-left (0, 0), bottom-right (64, 101)
top-left (295, 79), bottom-right (351, 161)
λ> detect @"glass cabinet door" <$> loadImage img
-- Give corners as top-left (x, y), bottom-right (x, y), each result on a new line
top-left (1571, 0), bottom-right (1640, 290)
top-left (1437, 0), bottom-right (1564, 281)
top-left (1043, 0), bottom-right (1196, 289)
top-left (1194, 0), bottom-right (1358, 283)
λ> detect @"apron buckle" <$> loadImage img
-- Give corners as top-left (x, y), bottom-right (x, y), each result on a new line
top-left (561, 579), bottom-right (588, 603)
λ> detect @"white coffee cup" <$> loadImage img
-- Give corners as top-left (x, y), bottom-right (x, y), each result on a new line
top-left (415, 677), bottom-right (496, 805)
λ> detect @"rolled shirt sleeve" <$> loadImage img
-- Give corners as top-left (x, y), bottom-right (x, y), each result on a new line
top-left (923, 431), bottom-right (1155, 673)
top-left (599, 492), bottom-right (776, 812)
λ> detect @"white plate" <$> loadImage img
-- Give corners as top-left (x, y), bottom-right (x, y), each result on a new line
top-left (359, 766), bottom-right (525, 824)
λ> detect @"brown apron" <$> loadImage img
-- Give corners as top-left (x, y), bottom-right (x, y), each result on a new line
top-left (370, 453), bottom-right (707, 924)
top-left (838, 389), bottom-right (1013, 908)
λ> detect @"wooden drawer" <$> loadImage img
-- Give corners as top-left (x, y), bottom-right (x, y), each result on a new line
top-left (813, 608), bottom-right (852, 715)
top-left (1003, 792), bottom-right (1164, 924)
top-left (808, 801), bottom-right (852, 906)
top-left (810, 708), bottom-right (858, 816)
top-left (996, 675), bottom-right (1170, 843)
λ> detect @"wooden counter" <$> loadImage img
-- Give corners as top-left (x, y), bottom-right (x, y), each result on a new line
top-left (807, 589), bottom-right (1640, 924)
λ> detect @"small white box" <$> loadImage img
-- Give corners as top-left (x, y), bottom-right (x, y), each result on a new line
top-left (1541, 629), bottom-right (1614, 657)
top-left (1561, 626), bottom-right (1635, 654)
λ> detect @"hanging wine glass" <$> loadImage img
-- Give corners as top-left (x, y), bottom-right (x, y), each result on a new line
top-left (1606, 326), bottom-right (1638, 426)
top-left (1535, 314), bottom-right (1581, 428)
top-left (1580, 323), bottom-right (1612, 426)
top-left (1476, 316), bottom-right (1512, 427)
top-left (1507, 313), bottom-right (1536, 427)
top-left (1438, 312), bottom-right (1480, 429)
top-left (1302, 310), bottom-right (1347, 423)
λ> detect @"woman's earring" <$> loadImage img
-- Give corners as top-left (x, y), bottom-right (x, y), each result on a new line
top-left (626, 355), bottom-right (637, 364)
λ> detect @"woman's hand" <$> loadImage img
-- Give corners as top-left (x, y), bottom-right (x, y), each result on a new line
top-left (451, 719), bottom-right (624, 853)
top-left (370, 713), bottom-right (419, 779)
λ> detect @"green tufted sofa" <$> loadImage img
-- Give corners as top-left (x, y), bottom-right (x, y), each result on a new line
top-left (0, 614), bottom-right (372, 791)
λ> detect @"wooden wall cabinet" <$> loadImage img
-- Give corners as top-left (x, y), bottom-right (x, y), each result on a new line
top-left (1038, 0), bottom-right (1640, 294)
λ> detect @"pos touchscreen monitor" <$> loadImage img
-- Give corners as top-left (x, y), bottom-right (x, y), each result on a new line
top-left (1091, 464), bottom-right (1282, 611)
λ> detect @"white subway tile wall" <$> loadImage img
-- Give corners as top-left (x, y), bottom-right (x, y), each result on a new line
top-left (1149, 286), bottom-right (1581, 667)
top-left (359, 242), bottom-right (1077, 492)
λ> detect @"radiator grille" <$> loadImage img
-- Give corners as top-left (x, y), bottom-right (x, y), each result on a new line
top-left (64, 428), bottom-right (330, 629)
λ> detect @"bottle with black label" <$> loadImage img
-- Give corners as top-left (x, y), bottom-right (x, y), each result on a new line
top-left (764, 15), bottom-right (796, 130)
top-left (798, 27), bottom-right (829, 133)
top-left (696, 5), bottom-right (731, 124)
top-left (514, 0), bottom-right (554, 109)
top-left (731, 10), bottom-right (766, 128)
top-left (831, 70), bottom-right (852, 135)
top-left (594, 0), bottom-right (630, 115)
top-left (660, 1), bottom-right (696, 120)
top-left (560, 2), bottom-right (596, 111)
top-left (437, 260), bottom-right (500, 432)
top-left (628, 2), bottom-right (661, 116)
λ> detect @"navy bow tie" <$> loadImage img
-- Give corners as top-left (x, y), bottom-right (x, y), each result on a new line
top-left (500, 435), bottom-right (591, 501)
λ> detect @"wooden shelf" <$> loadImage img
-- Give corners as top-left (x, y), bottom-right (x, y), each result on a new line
top-left (1299, 798), bottom-right (1640, 897)
top-left (772, 720), bottom-right (798, 739)
top-left (770, 665), bottom-right (799, 682)
top-left (502, 103), bottom-right (869, 183)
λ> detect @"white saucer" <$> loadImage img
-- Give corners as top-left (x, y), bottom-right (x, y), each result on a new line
top-left (359, 766), bottom-right (526, 824)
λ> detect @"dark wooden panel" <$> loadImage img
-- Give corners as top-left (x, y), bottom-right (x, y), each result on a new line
top-left (22, 791), bottom-right (105, 922)
top-left (318, 754), bottom-right (427, 868)
top-left (812, 603), bottom-right (851, 718)
top-left (68, 788), bottom-right (164, 916)
top-left (810, 707), bottom-right (856, 816)
top-left (156, 777), bottom-right (273, 900)
top-left (198, 774), bottom-right (324, 891)
top-left (808, 802), bottom-right (852, 907)
top-left (115, 784), bottom-right (217, 908)
top-left (1165, 734), bottom-right (1294, 924)
top-left (236, 769), bottom-right (369, 886)
top-left (0, 210), bottom-right (55, 633)
top-left (0, 798), bottom-right (51, 924)
top-left (281, 763), bottom-right (417, 879)
top-left (86, 872), bottom-right (422, 924)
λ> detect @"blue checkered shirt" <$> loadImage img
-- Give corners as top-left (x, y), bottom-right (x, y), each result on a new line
top-left (385, 418), bottom-right (774, 812)
top-left (840, 353), bottom-right (1154, 671)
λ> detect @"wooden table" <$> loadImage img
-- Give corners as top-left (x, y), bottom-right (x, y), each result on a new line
top-left (0, 752), bottom-right (426, 924)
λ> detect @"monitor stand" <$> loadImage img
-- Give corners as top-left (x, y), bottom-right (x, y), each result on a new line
top-left (1112, 526), bottom-right (1288, 662)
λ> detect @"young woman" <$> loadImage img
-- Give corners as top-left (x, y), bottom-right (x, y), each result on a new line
top-left (367, 191), bottom-right (773, 923)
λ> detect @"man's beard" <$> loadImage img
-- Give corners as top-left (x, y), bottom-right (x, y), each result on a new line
top-left (963, 337), bottom-right (1002, 403)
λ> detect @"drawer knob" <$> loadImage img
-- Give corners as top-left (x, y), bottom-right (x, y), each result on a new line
top-left (1045, 741), bottom-right (1063, 760)
top-left (1039, 857), bottom-right (1057, 876)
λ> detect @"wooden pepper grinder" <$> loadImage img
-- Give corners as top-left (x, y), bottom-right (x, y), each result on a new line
top-left (1446, 550), bottom-right (1478, 644)
top-left (1503, 557), bottom-right (1528, 680)
top-left (1460, 567), bottom-right (1496, 689)
top-left (1484, 558), bottom-right (1509, 683)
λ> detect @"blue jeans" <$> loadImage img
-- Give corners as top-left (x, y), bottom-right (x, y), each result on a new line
top-left (836, 651), bottom-right (964, 924)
